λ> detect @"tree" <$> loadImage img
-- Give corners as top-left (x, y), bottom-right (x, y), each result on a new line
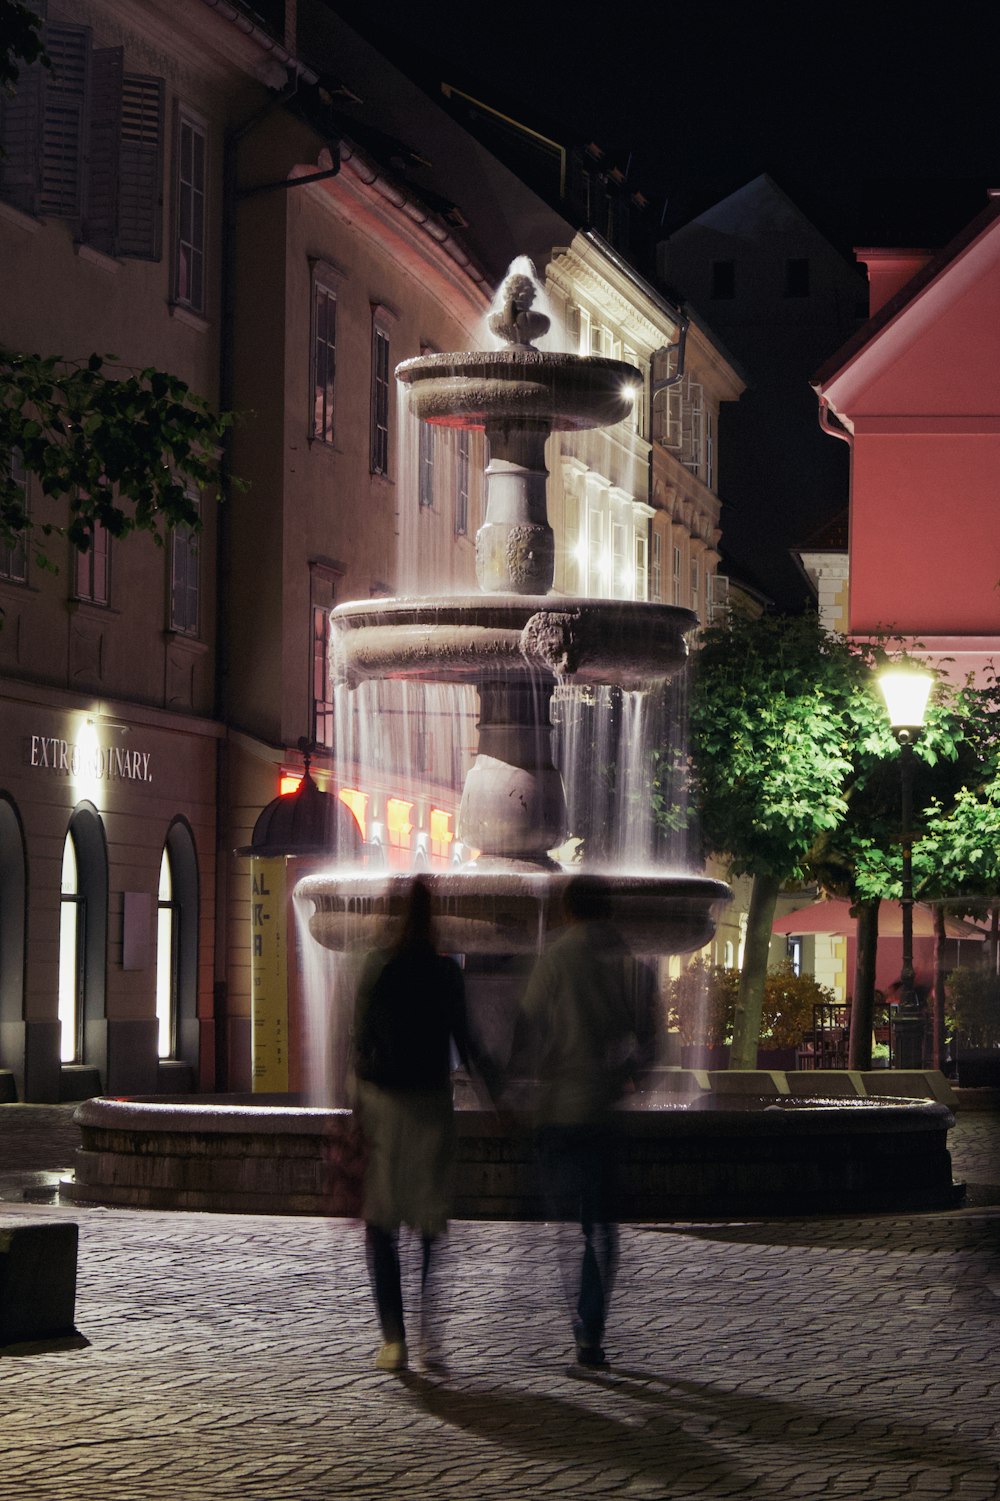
top-left (1, 348), bottom-right (233, 565)
top-left (688, 611), bottom-right (860, 1068)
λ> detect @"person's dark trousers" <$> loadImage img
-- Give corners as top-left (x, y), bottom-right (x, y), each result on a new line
top-left (365, 1224), bottom-right (437, 1344)
top-left (538, 1123), bottom-right (620, 1351)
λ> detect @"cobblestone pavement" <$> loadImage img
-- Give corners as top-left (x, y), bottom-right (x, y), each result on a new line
top-left (0, 1105), bottom-right (998, 1501)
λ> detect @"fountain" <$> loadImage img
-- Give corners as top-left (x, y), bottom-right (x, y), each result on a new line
top-left (65, 267), bottom-right (962, 1217)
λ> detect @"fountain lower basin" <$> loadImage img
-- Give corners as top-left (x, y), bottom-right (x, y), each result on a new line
top-left (64, 1083), bottom-right (962, 1217)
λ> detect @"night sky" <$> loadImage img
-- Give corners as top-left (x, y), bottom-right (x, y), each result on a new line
top-left (326, 0), bottom-right (997, 259)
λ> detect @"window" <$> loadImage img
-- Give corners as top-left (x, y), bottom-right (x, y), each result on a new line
top-left (58, 831), bottom-right (84, 1064)
top-left (418, 421), bottom-right (435, 508)
top-left (0, 25), bottom-right (164, 257)
top-left (672, 544), bottom-right (682, 604)
top-left (690, 557), bottom-right (700, 613)
top-left (611, 521), bottom-right (628, 598)
top-left (87, 54), bottom-right (164, 258)
top-left (311, 561), bottom-right (339, 750)
top-left (0, 23), bottom-right (89, 220)
top-left (371, 324), bottom-right (390, 475)
top-left (311, 278), bottom-right (337, 442)
top-left (711, 260), bottom-right (735, 299)
top-left (75, 522), bottom-right (110, 605)
top-left (173, 108), bottom-right (206, 313)
top-left (157, 822), bottom-right (198, 1067)
top-left (1, 451), bottom-right (28, 584)
top-left (156, 848), bottom-right (177, 1059)
top-left (587, 503), bottom-right (605, 596)
top-left (634, 530), bottom-right (648, 601)
top-left (57, 807), bottom-right (107, 1077)
top-left (785, 258), bottom-right (810, 298)
top-left (0, 798), bottom-right (27, 1048)
top-left (455, 429), bottom-right (470, 536)
top-left (623, 346), bottom-right (644, 434)
top-left (706, 409), bottom-right (715, 491)
top-left (564, 486), bottom-right (583, 595)
top-left (651, 530), bottom-right (662, 602)
top-left (312, 605), bottom-right (334, 749)
top-left (169, 498), bottom-right (199, 635)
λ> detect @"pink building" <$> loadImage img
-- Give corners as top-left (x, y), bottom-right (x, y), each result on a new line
top-left (812, 194), bottom-right (1000, 680)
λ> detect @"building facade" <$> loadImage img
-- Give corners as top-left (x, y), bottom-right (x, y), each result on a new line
top-left (813, 195), bottom-right (1000, 682)
top-left (0, 0), bottom-right (487, 1098)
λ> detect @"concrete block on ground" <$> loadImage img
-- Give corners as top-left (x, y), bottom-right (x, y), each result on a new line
top-left (646, 1068), bottom-right (710, 1095)
top-left (862, 1069), bottom-right (959, 1107)
top-left (786, 1070), bottom-right (867, 1098)
top-left (707, 1070), bottom-right (789, 1097)
top-left (0, 1222), bottom-right (78, 1344)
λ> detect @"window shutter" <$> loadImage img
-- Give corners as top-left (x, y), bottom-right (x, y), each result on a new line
top-left (0, 55), bottom-right (45, 214)
top-left (40, 24), bottom-right (90, 220)
top-left (118, 73), bottom-right (164, 258)
top-left (85, 47), bottom-right (122, 254)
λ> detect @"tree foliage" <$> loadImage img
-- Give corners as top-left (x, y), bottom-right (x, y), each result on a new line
top-left (0, 0), bottom-right (47, 94)
top-left (667, 959), bottom-right (835, 1050)
top-left (1, 348), bottom-right (234, 562)
top-left (689, 611), bottom-right (860, 883)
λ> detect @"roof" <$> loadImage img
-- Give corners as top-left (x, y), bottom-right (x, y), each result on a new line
top-left (813, 193), bottom-right (1000, 390)
top-left (795, 507), bottom-right (849, 553)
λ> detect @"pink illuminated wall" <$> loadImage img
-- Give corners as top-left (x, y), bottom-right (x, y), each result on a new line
top-left (817, 203), bottom-right (1000, 668)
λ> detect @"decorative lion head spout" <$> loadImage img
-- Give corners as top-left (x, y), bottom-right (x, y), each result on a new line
top-left (487, 270), bottom-right (550, 349)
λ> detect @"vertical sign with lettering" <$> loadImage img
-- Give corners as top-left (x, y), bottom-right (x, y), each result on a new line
top-left (250, 857), bottom-right (289, 1092)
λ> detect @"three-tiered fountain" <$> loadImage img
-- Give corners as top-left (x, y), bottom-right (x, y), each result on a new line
top-left (299, 268), bottom-right (727, 965)
top-left (67, 270), bottom-right (962, 1218)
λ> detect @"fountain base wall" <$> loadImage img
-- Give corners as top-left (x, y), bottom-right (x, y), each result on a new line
top-left (64, 1075), bottom-right (963, 1218)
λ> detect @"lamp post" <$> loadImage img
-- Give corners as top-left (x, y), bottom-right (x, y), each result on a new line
top-left (878, 664), bottom-right (934, 1070)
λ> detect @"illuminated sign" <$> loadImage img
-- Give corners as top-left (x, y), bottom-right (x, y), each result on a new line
top-left (27, 733), bottom-right (152, 783)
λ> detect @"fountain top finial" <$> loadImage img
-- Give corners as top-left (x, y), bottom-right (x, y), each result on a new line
top-left (488, 270), bottom-right (550, 349)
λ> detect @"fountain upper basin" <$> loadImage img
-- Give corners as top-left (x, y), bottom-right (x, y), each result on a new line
top-left (396, 349), bottom-right (642, 431)
top-left (332, 595), bottom-right (698, 688)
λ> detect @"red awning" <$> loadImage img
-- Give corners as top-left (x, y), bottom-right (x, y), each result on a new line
top-left (772, 898), bottom-right (985, 940)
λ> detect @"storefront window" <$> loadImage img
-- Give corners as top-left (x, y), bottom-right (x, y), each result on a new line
top-left (58, 832), bottom-right (83, 1063)
top-left (156, 848), bottom-right (177, 1059)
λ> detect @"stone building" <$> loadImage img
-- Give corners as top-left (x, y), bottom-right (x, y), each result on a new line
top-left (0, 0), bottom-right (487, 1098)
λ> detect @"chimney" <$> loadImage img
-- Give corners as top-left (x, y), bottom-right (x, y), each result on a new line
top-left (854, 247), bottom-right (934, 317)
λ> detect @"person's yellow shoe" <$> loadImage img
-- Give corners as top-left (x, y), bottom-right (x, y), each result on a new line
top-left (375, 1340), bottom-right (408, 1371)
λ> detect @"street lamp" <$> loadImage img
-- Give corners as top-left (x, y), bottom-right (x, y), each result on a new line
top-left (878, 663), bottom-right (934, 1069)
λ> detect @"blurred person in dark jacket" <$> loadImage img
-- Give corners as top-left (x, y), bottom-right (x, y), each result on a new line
top-left (519, 873), bottom-right (644, 1369)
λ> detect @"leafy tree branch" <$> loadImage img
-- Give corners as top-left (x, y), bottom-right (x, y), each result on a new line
top-left (1, 347), bottom-right (236, 562)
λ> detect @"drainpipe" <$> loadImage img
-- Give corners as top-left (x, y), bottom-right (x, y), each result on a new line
top-left (816, 393), bottom-right (853, 446)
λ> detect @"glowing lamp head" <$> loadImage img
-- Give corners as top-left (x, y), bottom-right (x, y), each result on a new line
top-left (878, 664), bottom-right (934, 733)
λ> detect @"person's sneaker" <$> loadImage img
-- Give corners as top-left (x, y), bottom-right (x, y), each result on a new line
top-left (576, 1343), bottom-right (609, 1369)
top-left (375, 1340), bottom-right (408, 1371)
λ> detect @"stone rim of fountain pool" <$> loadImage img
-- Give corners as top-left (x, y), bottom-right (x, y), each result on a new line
top-left (64, 1084), bottom-right (963, 1217)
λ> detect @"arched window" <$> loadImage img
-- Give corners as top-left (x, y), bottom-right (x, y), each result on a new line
top-left (58, 831), bottom-right (84, 1063)
top-left (157, 822), bottom-right (198, 1066)
top-left (0, 796), bottom-right (27, 1040)
top-left (155, 847), bottom-right (177, 1059)
top-left (57, 806), bottom-right (108, 1072)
